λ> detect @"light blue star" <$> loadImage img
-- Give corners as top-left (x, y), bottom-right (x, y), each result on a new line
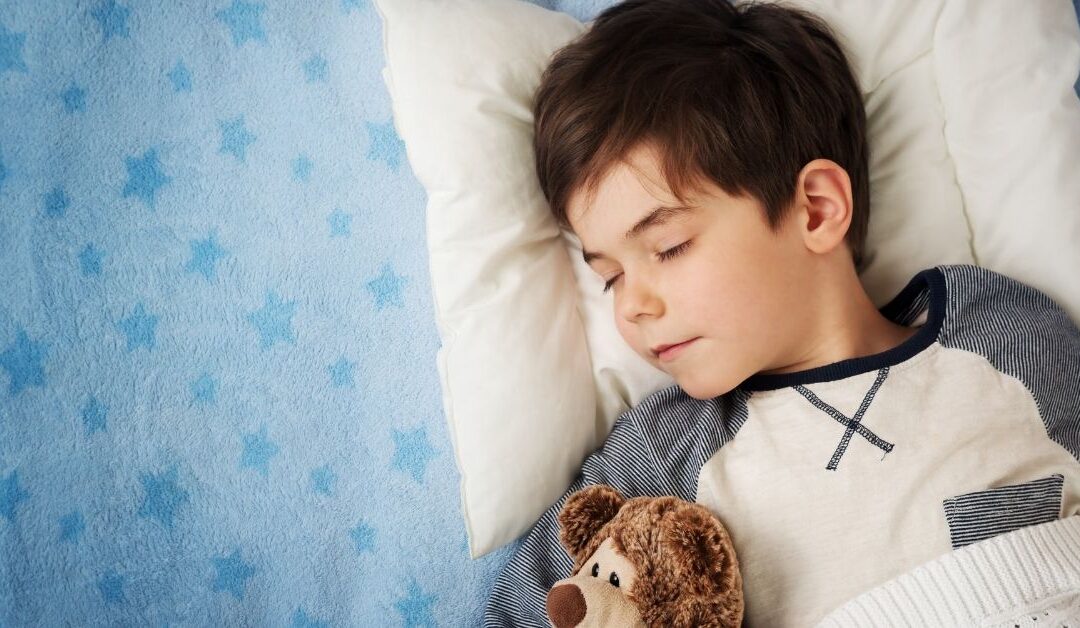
top-left (97, 569), bottom-right (127, 605)
top-left (91, 1), bottom-right (131, 40)
top-left (246, 291), bottom-right (296, 350)
top-left (0, 152), bottom-right (7, 191)
top-left (1, 328), bottom-right (48, 396)
top-left (342, 0), bottom-right (368, 13)
top-left (350, 520), bottom-right (375, 554)
top-left (391, 427), bottom-right (437, 484)
top-left (216, 0), bottom-right (267, 47)
top-left (61, 84), bottom-right (86, 113)
top-left (241, 424), bottom-right (279, 477)
top-left (364, 120), bottom-right (405, 171)
top-left (0, 23), bottom-right (28, 74)
top-left (310, 465), bottom-right (335, 496)
top-left (191, 372), bottom-right (216, 404)
top-left (292, 608), bottom-right (329, 628)
top-left (169, 60), bottom-right (192, 92)
top-left (60, 510), bottom-right (85, 543)
top-left (122, 147), bottom-right (171, 209)
top-left (1, 470), bottom-right (30, 523)
top-left (43, 186), bottom-right (69, 218)
top-left (211, 549), bottom-right (256, 600)
top-left (219, 116), bottom-right (256, 163)
top-left (79, 243), bottom-right (104, 276)
top-left (81, 395), bottom-right (108, 434)
top-left (292, 154), bottom-right (313, 182)
top-left (138, 466), bottom-right (189, 529)
top-left (116, 302), bottom-right (159, 352)
top-left (328, 355), bottom-right (354, 388)
top-left (185, 232), bottom-right (228, 280)
top-left (328, 208), bottom-right (351, 237)
top-left (303, 55), bottom-right (327, 83)
top-left (366, 262), bottom-right (407, 309)
top-left (395, 579), bottom-right (437, 627)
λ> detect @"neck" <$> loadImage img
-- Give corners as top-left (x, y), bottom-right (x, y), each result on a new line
top-left (761, 258), bottom-right (917, 376)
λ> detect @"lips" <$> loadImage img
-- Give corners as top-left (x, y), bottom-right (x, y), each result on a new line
top-left (651, 338), bottom-right (700, 358)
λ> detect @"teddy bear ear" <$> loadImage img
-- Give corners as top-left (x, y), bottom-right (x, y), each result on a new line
top-left (557, 484), bottom-right (626, 562)
top-left (663, 504), bottom-right (742, 597)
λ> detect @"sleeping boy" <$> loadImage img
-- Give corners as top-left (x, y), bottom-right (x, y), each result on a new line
top-left (483, 0), bottom-right (1080, 625)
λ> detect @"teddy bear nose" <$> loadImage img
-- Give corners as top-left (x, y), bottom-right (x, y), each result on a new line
top-left (546, 583), bottom-right (587, 627)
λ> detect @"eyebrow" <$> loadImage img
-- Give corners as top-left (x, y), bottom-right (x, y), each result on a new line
top-left (581, 204), bottom-right (698, 265)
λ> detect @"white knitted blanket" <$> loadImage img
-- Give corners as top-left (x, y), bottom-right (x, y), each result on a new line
top-left (817, 516), bottom-right (1080, 627)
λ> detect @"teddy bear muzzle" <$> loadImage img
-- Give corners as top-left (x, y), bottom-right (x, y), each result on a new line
top-left (546, 583), bottom-right (587, 627)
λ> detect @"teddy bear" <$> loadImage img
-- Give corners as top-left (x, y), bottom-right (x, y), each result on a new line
top-left (545, 484), bottom-right (744, 628)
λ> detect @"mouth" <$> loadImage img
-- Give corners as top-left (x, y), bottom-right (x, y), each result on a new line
top-left (652, 337), bottom-right (700, 362)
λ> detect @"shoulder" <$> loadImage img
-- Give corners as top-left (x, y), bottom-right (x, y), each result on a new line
top-left (933, 264), bottom-right (1080, 342)
top-left (615, 383), bottom-right (751, 501)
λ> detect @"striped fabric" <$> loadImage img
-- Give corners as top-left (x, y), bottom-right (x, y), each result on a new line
top-left (482, 264), bottom-right (1080, 627)
top-left (943, 473), bottom-right (1065, 549)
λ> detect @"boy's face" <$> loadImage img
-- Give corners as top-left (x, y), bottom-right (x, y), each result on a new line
top-left (568, 142), bottom-right (813, 400)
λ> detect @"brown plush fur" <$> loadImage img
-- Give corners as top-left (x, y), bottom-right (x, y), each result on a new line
top-left (557, 485), bottom-right (744, 627)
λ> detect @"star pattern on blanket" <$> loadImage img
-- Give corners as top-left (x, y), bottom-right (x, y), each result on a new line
top-left (79, 243), bottom-right (104, 276)
top-left (97, 569), bottom-right (127, 605)
top-left (212, 549), bottom-right (256, 600)
top-left (328, 208), bottom-right (351, 237)
top-left (81, 395), bottom-right (108, 434)
top-left (91, 0), bottom-right (131, 41)
top-left (351, 520), bottom-right (376, 554)
top-left (241, 424), bottom-right (280, 477)
top-left (61, 84), bottom-right (86, 114)
top-left (138, 466), bottom-right (189, 529)
top-left (191, 372), bottom-right (217, 404)
top-left (117, 302), bottom-right (159, 352)
top-left (1, 470), bottom-right (30, 523)
top-left (310, 465), bottom-right (335, 495)
top-left (43, 185), bottom-right (69, 218)
top-left (365, 120), bottom-right (405, 171)
top-left (169, 61), bottom-right (192, 92)
top-left (0, 23), bottom-right (28, 74)
top-left (328, 355), bottom-right (355, 388)
top-left (59, 511), bottom-right (85, 543)
top-left (392, 427), bottom-right (437, 484)
top-left (247, 291), bottom-right (297, 349)
top-left (219, 116), bottom-right (256, 163)
top-left (0, 152), bottom-right (8, 190)
top-left (366, 262), bottom-right (407, 309)
top-left (395, 579), bottom-right (438, 627)
top-left (1, 328), bottom-right (48, 395)
top-left (292, 608), bottom-right (329, 628)
top-left (186, 232), bottom-right (229, 281)
top-left (216, 0), bottom-right (267, 47)
top-left (303, 55), bottom-right (328, 83)
top-left (122, 147), bottom-right (171, 208)
top-left (293, 154), bottom-right (313, 182)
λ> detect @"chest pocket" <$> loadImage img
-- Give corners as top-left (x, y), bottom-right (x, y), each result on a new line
top-left (942, 474), bottom-right (1064, 550)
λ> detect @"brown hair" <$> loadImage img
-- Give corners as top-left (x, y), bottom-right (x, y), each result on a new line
top-left (532, 0), bottom-right (870, 269)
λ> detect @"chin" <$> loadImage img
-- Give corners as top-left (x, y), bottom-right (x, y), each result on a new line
top-left (675, 375), bottom-right (736, 401)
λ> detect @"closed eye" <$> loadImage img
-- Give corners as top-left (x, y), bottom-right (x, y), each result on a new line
top-left (601, 240), bottom-right (692, 294)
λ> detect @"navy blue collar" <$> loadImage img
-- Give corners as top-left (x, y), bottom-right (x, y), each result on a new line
top-left (738, 267), bottom-right (947, 392)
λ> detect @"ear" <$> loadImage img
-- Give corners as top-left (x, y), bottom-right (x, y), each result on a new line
top-left (557, 484), bottom-right (626, 563)
top-left (792, 159), bottom-right (853, 257)
top-left (663, 503), bottom-right (742, 597)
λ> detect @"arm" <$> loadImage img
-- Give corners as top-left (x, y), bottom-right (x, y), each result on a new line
top-left (482, 413), bottom-right (667, 627)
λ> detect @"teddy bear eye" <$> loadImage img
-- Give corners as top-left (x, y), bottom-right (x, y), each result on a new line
top-left (591, 563), bottom-right (599, 577)
top-left (609, 572), bottom-right (620, 588)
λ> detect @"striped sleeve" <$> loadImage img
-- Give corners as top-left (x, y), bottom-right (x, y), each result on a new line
top-left (937, 264), bottom-right (1080, 461)
top-left (482, 413), bottom-right (669, 628)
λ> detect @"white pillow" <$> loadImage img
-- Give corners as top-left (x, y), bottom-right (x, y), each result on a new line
top-left (373, 0), bottom-right (1080, 558)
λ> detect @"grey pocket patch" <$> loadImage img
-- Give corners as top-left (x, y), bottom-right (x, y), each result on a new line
top-left (942, 474), bottom-right (1064, 550)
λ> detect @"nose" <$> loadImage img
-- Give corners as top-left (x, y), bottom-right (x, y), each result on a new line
top-left (547, 583), bottom-right (587, 627)
top-left (615, 273), bottom-right (662, 322)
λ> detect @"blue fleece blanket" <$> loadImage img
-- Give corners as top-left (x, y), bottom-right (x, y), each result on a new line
top-left (1, 1), bottom-right (1078, 626)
